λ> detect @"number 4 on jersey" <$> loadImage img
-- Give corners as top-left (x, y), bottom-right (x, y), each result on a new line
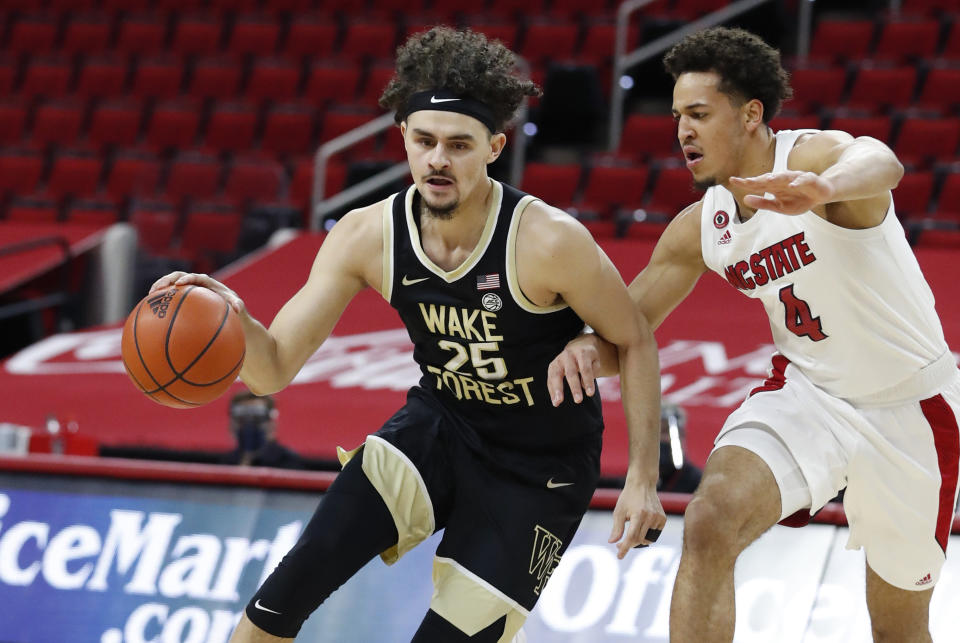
top-left (779, 285), bottom-right (828, 341)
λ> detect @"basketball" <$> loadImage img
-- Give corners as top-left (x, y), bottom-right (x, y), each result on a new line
top-left (121, 285), bottom-right (246, 409)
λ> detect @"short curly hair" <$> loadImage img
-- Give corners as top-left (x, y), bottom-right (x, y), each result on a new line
top-left (663, 27), bottom-right (792, 124)
top-left (379, 26), bottom-right (541, 133)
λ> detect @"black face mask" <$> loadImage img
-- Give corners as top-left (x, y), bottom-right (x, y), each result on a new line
top-left (659, 441), bottom-right (679, 479)
top-left (237, 422), bottom-right (268, 452)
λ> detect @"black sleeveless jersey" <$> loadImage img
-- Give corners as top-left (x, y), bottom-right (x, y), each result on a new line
top-left (383, 180), bottom-right (603, 450)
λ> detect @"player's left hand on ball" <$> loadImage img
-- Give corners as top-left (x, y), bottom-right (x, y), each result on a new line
top-left (547, 334), bottom-right (601, 406)
top-left (730, 170), bottom-right (834, 215)
top-left (609, 480), bottom-right (666, 559)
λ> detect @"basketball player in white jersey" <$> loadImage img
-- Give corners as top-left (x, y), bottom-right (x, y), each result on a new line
top-left (547, 27), bottom-right (960, 642)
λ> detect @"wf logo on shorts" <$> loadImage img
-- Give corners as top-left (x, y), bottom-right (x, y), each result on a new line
top-left (529, 525), bottom-right (563, 595)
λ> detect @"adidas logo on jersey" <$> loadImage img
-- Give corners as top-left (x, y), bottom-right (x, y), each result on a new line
top-left (718, 230), bottom-right (732, 245)
top-left (915, 573), bottom-right (932, 586)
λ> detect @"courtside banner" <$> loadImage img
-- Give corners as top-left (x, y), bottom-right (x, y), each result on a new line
top-left (2, 474), bottom-right (960, 642)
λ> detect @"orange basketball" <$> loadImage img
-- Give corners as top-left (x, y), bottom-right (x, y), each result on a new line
top-left (121, 285), bottom-right (246, 408)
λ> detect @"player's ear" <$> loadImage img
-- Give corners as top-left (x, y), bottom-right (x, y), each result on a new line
top-left (487, 132), bottom-right (507, 164)
top-left (400, 121), bottom-right (407, 138)
top-left (743, 99), bottom-right (764, 133)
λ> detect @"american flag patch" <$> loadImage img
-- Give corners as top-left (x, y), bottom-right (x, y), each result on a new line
top-left (476, 273), bottom-right (500, 290)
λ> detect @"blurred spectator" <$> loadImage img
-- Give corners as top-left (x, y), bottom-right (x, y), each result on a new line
top-left (221, 391), bottom-right (305, 469)
top-left (658, 402), bottom-right (702, 493)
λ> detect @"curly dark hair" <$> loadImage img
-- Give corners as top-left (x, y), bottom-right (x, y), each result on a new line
top-left (379, 26), bottom-right (541, 133)
top-left (663, 27), bottom-right (792, 124)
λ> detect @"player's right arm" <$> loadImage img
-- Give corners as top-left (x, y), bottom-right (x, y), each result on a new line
top-left (149, 203), bottom-right (384, 395)
top-left (547, 201), bottom-right (708, 403)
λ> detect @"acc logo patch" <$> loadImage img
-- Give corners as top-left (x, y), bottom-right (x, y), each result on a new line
top-left (481, 293), bottom-right (502, 312)
top-left (713, 210), bottom-right (730, 229)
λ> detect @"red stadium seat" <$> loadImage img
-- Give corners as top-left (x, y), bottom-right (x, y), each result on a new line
top-left (291, 157), bottom-right (347, 206)
top-left (937, 173), bottom-right (960, 212)
top-left (166, 152), bottom-right (222, 202)
top-left (283, 15), bottom-right (338, 60)
top-left (76, 55), bottom-right (128, 99)
top-left (101, 0), bottom-right (151, 9)
top-left (227, 16), bottom-right (281, 57)
top-left (899, 0), bottom-right (957, 16)
top-left (106, 151), bottom-right (161, 200)
top-left (894, 118), bottom-right (960, 166)
top-left (130, 203), bottom-right (179, 255)
top-left (358, 64), bottom-right (396, 108)
top-left (846, 66), bottom-right (917, 113)
top-left (246, 58), bottom-right (302, 103)
top-left (6, 196), bottom-right (59, 223)
top-left (62, 13), bottom-right (112, 55)
top-left (48, 153), bottom-right (102, 199)
top-left (671, 0), bottom-right (730, 20)
top-left (784, 67), bottom-right (846, 114)
top-left (131, 56), bottom-right (185, 100)
top-left (89, 99), bottom-right (143, 148)
top-left (874, 20), bottom-right (940, 62)
top-left (180, 204), bottom-right (243, 263)
top-left (319, 109), bottom-right (378, 157)
top-left (579, 21), bottom-right (640, 63)
top-left (522, 22), bottom-right (579, 63)
top-left (520, 163), bottom-right (581, 207)
top-left (892, 171), bottom-right (934, 218)
top-left (488, 0), bottom-right (545, 19)
top-left (33, 99), bottom-right (85, 147)
top-left (0, 56), bottom-right (15, 97)
top-left (145, 98), bottom-right (201, 150)
top-left (769, 115), bottom-right (821, 131)
top-left (204, 101), bottom-right (258, 153)
top-left (619, 114), bottom-right (679, 161)
top-left (305, 62), bottom-right (362, 106)
top-left (0, 149), bottom-right (45, 196)
top-left (262, 103), bottom-right (317, 156)
top-left (0, 99), bottom-right (29, 146)
top-left (21, 56), bottom-right (73, 99)
top-left (464, 21), bottom-right (517, 51)
top-left (66, 200), bottom-right (120, 227)
top-left (828, 116), bottom-right (892, 143)
top-left (645, 166), bottom-right (700, 217)
top-left (941, 21), bottom-right (960, 61)
top-left (809, 20), bottom-right (874, 62)
top-left (171, 15), bottom-right (223, 57)
top-left (574, 164), bottom-right (649, 219)
top-left (7, 14), bottom-right (58, 55)
top-left (224, 156), bottom-right (285, 204)
top-left (116, 13), bottom-right (168, 56)
top-left (189, 56), bottom-right (242, 100)
top-left (340, 21), bottom-right (397, 61)
top-left (916, 67), bottom-right (960, 115)
top-left (551, 0), bottom-right (614, 18)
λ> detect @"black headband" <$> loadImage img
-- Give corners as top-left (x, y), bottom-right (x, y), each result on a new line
top-left (403, 89), bottom-right (497, 133)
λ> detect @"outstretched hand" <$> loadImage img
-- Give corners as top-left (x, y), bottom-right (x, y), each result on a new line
top-left (730, 170), bottom-right (835, 215)
top-left (150, 271), bottom-right (246, 316)
top-left (546, 334), bottom-right (602, 406)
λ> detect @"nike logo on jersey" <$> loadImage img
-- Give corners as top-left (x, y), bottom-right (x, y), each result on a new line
top-left (546, 478), bottom-right (574, 489)
top-left (402, 275), bottom-right (430, 286)
top-left (430, 96), bottom-right (460, 103)
top-left (254, 599), bottom-right (282, 615)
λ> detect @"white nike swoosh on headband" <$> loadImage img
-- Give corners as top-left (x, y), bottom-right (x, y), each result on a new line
top-left (430, 96), bottom-right (460, 103)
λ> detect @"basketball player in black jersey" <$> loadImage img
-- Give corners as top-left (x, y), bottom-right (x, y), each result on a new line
top-left (151, 27), bottom-right (665, 642)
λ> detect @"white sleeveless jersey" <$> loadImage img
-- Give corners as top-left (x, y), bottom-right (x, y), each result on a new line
top-left (700, 129), bottom-right (949, 400)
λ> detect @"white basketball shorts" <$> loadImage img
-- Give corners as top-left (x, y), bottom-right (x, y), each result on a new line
top-left (713, 353), bottom-right (960, 590)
